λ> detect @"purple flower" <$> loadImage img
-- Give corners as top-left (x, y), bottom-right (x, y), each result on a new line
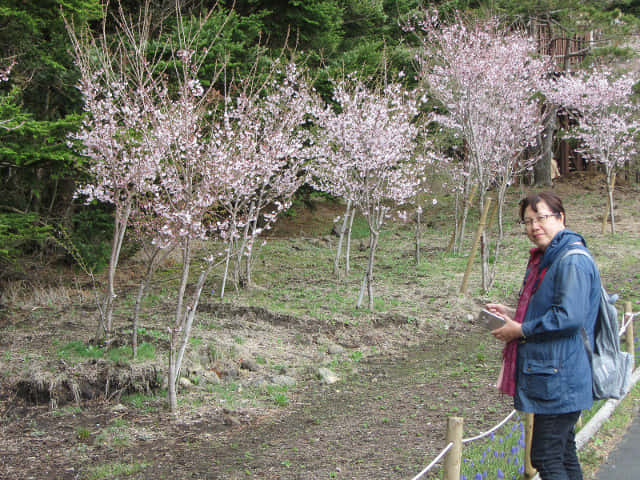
top-left (475, 473), bottom-right (483, 480)
top-left (497, 468), bottom-right (504, 479)
top-left (518, 464), bottom-right (525, 474)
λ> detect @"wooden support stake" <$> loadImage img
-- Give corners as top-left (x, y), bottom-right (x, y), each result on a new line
top-left (485, 199), bottom-right (499, 233)
top-left (625, 301), bottom-right (635, 364)
top-left (443, 416), bottom-right (463, 480)
top-left (524, 412), bottom-right (537, 479)
top-left (460, 197), bottom-right (492, 294)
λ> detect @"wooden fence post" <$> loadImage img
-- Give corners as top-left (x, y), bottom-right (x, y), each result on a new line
top-left (460, 197), bottom-right (492, 294)
top-left (444, 416), bottom-right (463, 480)
top-left (625, 301), bottom-right (635, 364)
top-left (524, 412), bottom-right (537, 480)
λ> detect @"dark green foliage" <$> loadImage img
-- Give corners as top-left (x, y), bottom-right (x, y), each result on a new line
top-left (0, 0), bottom-right (102, 119)
top-left (0, 0), bottom-right (637, 275)
top-left (0, 212), bottom-right (52, 262)
top-left (66, 203), bottom-right (115, 273)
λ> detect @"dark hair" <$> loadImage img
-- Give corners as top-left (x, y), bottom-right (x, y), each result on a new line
top-left (519, 192), bottom-right (566, 225)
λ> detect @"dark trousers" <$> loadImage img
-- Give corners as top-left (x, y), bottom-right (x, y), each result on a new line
top-left (531, 411), bottom-right (583, 480)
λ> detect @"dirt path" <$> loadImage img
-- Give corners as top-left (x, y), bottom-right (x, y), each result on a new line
top-left (0, 325), bottom-right (512, 480)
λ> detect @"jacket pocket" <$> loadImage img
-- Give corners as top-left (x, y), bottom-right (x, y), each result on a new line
top-left (520, 358), bottom-right (562, 402)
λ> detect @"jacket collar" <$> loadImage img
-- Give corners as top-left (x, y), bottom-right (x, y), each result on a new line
top-left (539, 229), bottom-right (586, 270)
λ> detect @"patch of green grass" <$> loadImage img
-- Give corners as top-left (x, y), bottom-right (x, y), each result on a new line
top-left (121, 392), bottom-right (160, 413)
top-left (76, 426), bottom-right (90, 440)
top-left (135, 342), bottom-right (156, 360)
top-left (87, 461), bottom-right (149, 479)
top-left (52, 405), bottom-right (82, 417)
top-left (57, 341), bottom-right (104, 361)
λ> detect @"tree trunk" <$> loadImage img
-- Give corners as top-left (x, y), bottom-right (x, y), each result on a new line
top-left (460, 196), bottom-right (492, 294)
top-left (445, 191), bottom-right (460, 254)
top-left (132, 246), bottom-right (172, 358)
top-left (456, 180), bottom-right (476, 255)
top-left (602, 171), bottom-right (617, 234)
top-left (366, 231), bottom-right (379, 310)
top-left (98, 201), bottom-right (132, 343)
top-left (345, 207), bottom-right (355, 275)
top-left (220, 239), bottom-right (232, 300)
top-left (168, 328), bottom-right (178, 413)
top-left (334, 201), bottom-right (351, 277)
top-left (415, 207), bottom-right (421, 264)
top-left (534, 104), bottom-right (557, 186)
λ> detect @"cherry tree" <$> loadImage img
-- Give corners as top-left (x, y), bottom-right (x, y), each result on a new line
top-left (545, 67), bottom-right (639, 234)
top-left (411, 13), bottom-right (550, 290)
top-left (211, 62), bottom-right (319, 298)
top-left (147, 65), bottom-right (221, 413)
top-left (311, 76), bottom-right (430, 309)
top-left (67, 6), bottom-right (163, 340)
top-left (68, 1), bottom-right (232, 412)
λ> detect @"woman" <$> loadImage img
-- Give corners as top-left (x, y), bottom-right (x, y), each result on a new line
top-left (487, 192), bottom-right (600, 480)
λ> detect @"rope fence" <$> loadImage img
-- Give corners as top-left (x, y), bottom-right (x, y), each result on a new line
top-left (410, 301), bottom-right (639, 480)
top-left (461, 409), bottom-right (517, 444)
top-left (410, 442), bottom-right (454, 480)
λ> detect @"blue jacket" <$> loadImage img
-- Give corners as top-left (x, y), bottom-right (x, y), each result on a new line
top-left (515, 229), bottom-right (600, 414)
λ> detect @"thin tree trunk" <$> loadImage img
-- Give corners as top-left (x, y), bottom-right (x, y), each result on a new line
top-left (460, 196), bottom-right (492, 295)
top-left (168, 328), bottom-right (178, 413)
top-left (357, 208), bottom-right (383, 309)
top-left (534, 104), bottom-right (557, 186)
top-left (457, 180), bottom-right (476, 255)
top-left (415, 207), bottom-right (421, 264)
top-left (132, 246), bottom-right (173, 358)
top-left (345, 207), bottom-right (355, 275)
top-left (220, 238), bottom-right (232, 300)
top-left (175, 240), bottom-right (191, 332)
top-left (234, 202), bottom-right (255, 289)
top-left (242, 201), bottom-right (259, 287)
top-left (98, 201), bottom-right (132, 342)
top-left (446, 191), bottom-right (460, 254)
top-left (168, 257), bottom-right (216, 414)
top-left (603, 171), bottom-right (617, 234)
top-left (334, 201), bottom-right (351, 277)
top-left (366, 231), bottom-right (379, 310)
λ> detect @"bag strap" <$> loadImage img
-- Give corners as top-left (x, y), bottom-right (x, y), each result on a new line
top-left (560, 248), bottom-right (595, 365)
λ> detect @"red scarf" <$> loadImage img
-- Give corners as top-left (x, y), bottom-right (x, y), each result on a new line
top-left (498, 248), bottom-right (545, 396)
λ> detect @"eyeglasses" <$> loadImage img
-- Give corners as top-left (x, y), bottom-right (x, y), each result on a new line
top-left (519, 213), bottom-right (560, 227)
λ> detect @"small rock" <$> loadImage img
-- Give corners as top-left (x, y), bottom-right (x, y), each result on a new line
top-left (223, 413), bottom-right (241, 426)
top-left (179, 377), bottom-right (194, 389)
top-left (327, 344), bottom-right (345, 355)
top-left (240, 359), bottom-right (260, 372)
top-left (271, 375), bottom-right (297, 387)
top-left (201, 370), bottom-right (221, 385)
top-left (111, 403), bottom-right (127, 413)
top-left (318, 367), bottom-right (340, 385)
top-left (250, 378), bottom-right (270, 389)
top-left (220, 366), bottom-right (240, 379)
